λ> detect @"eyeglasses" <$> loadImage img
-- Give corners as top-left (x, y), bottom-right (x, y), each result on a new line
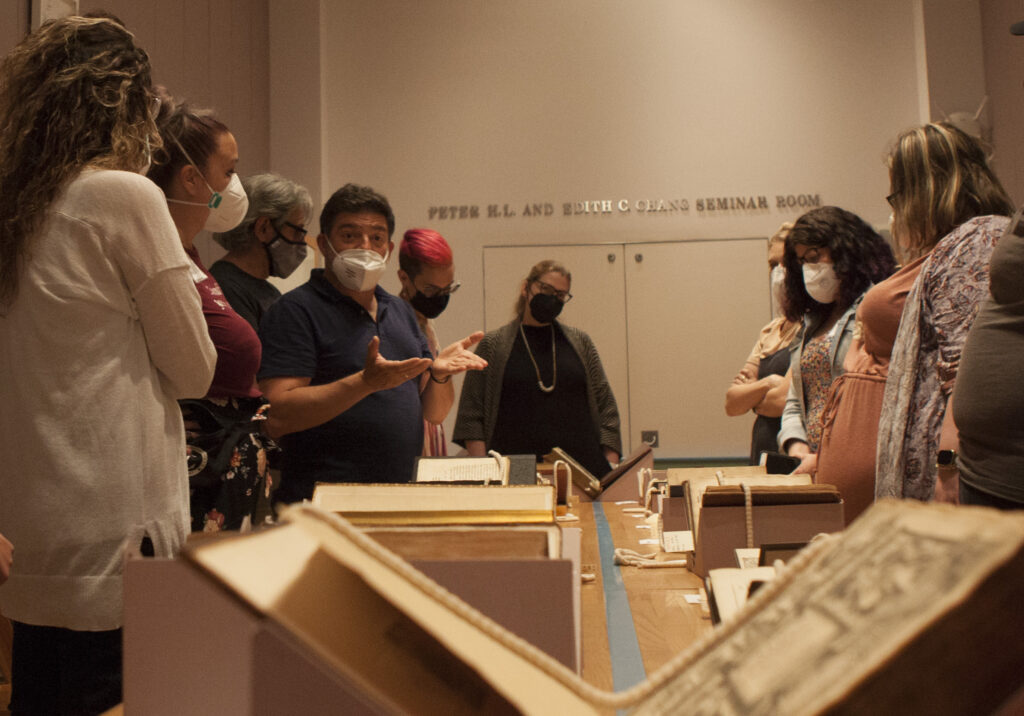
top-left (796, 247), bottom-right (826, 265)
top-left (533, 279), bottom-right (572, 303)
top-left (281, 221), bottom-right (308, 243)
top-left (416, 280), bottom-right (461, 299)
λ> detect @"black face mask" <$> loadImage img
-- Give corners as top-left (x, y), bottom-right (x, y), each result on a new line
top-left (529, 293), bottom-right (563, 324)
top-left (409, 290), bottom-right (450, 319)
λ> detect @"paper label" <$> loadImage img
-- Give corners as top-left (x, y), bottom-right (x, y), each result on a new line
top-left (662, 530), bottom-right (695, 553)
top-left (735, 548), bottom-right (761, 569)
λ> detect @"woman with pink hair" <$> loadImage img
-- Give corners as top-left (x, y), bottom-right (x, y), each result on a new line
top-left (397, 228), bottom-right (460, 455)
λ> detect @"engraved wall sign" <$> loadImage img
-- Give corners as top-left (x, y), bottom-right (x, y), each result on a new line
top-left (425, 192), bottom-right (821, 220)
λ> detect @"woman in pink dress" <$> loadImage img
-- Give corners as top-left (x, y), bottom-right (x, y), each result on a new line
top-left (875, 123), bottom-right (1014, 505)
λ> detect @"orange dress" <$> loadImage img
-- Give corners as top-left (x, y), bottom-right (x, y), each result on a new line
top-left (815, 255), bottom-right (926, 524)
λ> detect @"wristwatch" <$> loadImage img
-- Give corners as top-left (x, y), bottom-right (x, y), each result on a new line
top-left (936, 449), bottom-right (957, 470)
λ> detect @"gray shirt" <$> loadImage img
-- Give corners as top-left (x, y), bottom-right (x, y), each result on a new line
top-left (953, 218), bottom-right (1024, 504)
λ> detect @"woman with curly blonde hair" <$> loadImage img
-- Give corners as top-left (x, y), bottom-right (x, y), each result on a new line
top-left (0, 17), bottom-right (215, 712)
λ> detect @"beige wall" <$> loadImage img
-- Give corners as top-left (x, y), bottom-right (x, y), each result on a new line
top-left (4, 0), bottom-right (1024, 457)
top-left (318, 0), bottom-right (929, 456)
top-left (75, 0), bottom-right (272, 267)
top-left (981, 0), bottom-right (1024, 203)
top-left (0, 2), bottom-right (29, 53)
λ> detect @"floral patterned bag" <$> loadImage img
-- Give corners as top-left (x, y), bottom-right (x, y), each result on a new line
top-left (180, 398), bottom-right (273, 532)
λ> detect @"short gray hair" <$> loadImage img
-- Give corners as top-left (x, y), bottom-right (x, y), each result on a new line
top-left (213, 172), bottom-right (313, 251)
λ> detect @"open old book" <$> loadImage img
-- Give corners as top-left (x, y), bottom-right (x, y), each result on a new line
top-left (415, 455), bottom-right (511, 485)
top-left (185, 500), bottom-right (1024, 714)
top-left (544, 443), bottom-right (654, 501)
top-left (414, 453), bottom-right (539, 486)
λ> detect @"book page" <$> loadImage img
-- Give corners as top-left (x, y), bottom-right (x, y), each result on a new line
top-left (416, 457), bottom-right (508, 485)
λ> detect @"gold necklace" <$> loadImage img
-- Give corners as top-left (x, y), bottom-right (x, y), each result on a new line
top-left (519, 322), bottom-right (556, 393)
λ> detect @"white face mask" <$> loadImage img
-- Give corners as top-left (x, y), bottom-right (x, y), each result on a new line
top-left (802, 262), bottom-right (840, 304)
top-left (770, 265), bottom-right (786, 316)
top-left (166, 172), bottom-right (249, 233)
top-left (328, 244), bottom-right (389, 292)
top-left (164, 135), bottom-right (249, 233)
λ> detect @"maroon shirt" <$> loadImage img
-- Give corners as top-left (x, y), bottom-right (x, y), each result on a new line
top-left (186, 247), bottom-right (261, 398)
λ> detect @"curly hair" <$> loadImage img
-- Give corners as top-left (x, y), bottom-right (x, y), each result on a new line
top-left (0, 16), bottom-right (157, 307)
top-left (782, 206), bottom-right (896, 323)
top-left (213, 172), bottom-right (313, 251)
top-left (888, 122), bottom-right (1013, 261)
top-left (513, 259), bottom-right (571, 320)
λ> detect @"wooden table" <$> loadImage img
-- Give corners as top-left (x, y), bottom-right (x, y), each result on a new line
top-left (575, 499), bottom-right (710, 691)
top-left (83, 499), bottom-right (713, 715)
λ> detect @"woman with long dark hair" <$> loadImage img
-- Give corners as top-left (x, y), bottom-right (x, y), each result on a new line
top-left (777, 207), bottom-right (897, 476)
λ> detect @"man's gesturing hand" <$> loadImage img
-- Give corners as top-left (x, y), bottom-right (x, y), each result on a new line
top-left (360, 336), bottom-right (432, 391)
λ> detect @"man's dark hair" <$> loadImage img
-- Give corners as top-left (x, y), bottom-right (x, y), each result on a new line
top-left (319, 183), bottom-right (395, 237)
top-left (782, 206), bottom-right (897, 323)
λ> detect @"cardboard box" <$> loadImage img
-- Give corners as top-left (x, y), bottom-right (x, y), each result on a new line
top-left (692, 500), bottom-right (845, 577)
top-left (124, 524), bottom-right (580, 714)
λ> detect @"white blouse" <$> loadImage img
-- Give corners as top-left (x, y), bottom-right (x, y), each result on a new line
top-left (0, 169), bottom-right (216, 630)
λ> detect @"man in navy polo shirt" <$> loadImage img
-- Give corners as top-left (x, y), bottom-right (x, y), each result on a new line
top-left (258, 184), bottom-right (486, 503)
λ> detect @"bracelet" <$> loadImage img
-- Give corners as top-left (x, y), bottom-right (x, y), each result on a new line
top-left (429, 368), bottom-right (451, 384)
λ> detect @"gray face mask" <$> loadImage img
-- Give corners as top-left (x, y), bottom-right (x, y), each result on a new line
top-left (265, 229), bottom-right (308, 279)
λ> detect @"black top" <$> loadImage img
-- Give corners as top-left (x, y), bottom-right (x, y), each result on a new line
top-left (749, 346), bottom-right (791, 465)
top-left (490, 323), bottom-right (610, 477)
top-left (210, 259), bottom-right (282, 332)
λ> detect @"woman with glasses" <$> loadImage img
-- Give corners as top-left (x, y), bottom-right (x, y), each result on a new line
top-left (148, 98), bottom-right (273, 533)
top-left (875, 122), bottom-right (1014, 505)
top-left (0, 17), bottom-right (215, 711)
top-left (454, 259), bottom-right (622, 477)
top-left (777, 207), bottom-right (896, 477)
top-left (397, 228), bottom-right (460, 455)
top-left (210, 172), bottom-right (314, 331)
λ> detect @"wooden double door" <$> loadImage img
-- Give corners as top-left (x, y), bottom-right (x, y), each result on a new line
top-left (482, 239), bottom-right (772, 460)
